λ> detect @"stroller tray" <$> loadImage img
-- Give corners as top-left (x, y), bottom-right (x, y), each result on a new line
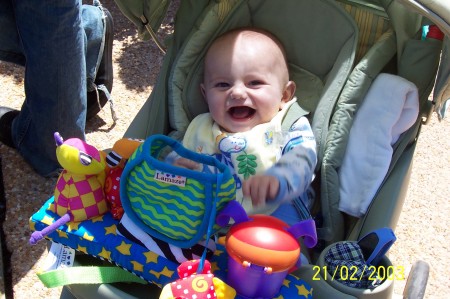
top-left (29, 197), bottom-right (313, 298)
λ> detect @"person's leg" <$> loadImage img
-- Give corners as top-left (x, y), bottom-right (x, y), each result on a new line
top-left (11, 0), bottom-right (86, 177)
top-left (0, 0), bottom-right (26, 148)
top-left (0, 0), bottom-right (112, 116)
top-left (83, 3), bottom-right (114, 120)
top-left (0, 0), bottom-right (25, 66)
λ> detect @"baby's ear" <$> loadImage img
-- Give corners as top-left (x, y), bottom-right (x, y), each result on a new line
top-left (281, 81), bottom-right (296, 106)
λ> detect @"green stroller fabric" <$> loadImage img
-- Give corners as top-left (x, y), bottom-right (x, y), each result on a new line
top-left (123, 0), bottom-right (359, 170)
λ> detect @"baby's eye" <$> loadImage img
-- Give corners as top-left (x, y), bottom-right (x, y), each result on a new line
top-left (248, 80), bottom-right (264, 86)
top-left (215, 82), bottom-right (229, 88)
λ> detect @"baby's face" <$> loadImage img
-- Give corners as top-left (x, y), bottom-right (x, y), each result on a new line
top-left (201, 31), bottom-right (294, 133)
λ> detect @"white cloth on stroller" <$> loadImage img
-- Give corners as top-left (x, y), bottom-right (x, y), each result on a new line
top-left (339, 73), bottom-right (419, 217)
top-left (117, 213), bottom-right (216, 264)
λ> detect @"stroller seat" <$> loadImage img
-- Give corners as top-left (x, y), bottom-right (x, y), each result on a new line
top-left (124, 0), bottom-right (360, 249)
top-left (125, 0), bottom-right (357, 150)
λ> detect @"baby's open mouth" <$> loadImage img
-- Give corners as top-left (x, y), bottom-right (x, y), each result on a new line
top-left (228, 106), bottom-right (256, 120)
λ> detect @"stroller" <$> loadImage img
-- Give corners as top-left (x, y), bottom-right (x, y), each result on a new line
top-left (29, 0), bottom-right (449, 298)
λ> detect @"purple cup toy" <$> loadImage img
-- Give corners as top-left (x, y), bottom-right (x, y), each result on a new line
top-left (217, 202), bottom-right (317, 298)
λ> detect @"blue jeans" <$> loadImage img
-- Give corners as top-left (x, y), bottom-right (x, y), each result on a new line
top-left (0, 0), bottom-right (106, 177)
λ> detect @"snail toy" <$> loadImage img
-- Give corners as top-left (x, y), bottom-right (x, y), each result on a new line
top-left (159, 259), bottom-right (236, 299)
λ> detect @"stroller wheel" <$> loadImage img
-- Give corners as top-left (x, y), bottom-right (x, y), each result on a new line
top-left (403, 260), bottom-right (429, 299)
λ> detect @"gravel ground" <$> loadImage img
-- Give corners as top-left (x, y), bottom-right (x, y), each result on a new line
top-left (0, 1), bottom-right (449, 298)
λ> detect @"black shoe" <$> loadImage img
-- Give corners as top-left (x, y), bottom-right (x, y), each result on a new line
top-left (0, 107), bottom-right (19, 148)
top-left (86, 7), bottom-right (114, 120)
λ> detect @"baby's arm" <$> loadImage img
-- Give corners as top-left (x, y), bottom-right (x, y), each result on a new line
top-left (243, 117), bottom-right (317, 208)
top-left (267, 116), bottom-right (317, 203)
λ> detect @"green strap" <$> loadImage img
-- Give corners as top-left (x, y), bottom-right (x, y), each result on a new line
top-left (37, 266), bottom-right (147, 288)
top-left (282, 101), bottom-right (309, 131)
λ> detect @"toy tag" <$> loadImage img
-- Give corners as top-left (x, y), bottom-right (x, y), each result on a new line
top-left (154, 170), bottom-right (187, 187)
top-left (41, 242), bottom-right (75, 271)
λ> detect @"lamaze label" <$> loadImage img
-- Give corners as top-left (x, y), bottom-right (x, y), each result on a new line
top-left (154, 170), bottom-right (187, 187)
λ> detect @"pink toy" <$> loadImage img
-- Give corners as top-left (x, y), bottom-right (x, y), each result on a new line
top-left (30, 132), bottom-right (108, 245)
top-left (159, 260), bottom-right (236, 299)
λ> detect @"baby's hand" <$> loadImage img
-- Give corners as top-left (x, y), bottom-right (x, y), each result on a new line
top-left (173, 158), bottom-right (201, 170)
top-left (242, 175), bottom-right (280, 207)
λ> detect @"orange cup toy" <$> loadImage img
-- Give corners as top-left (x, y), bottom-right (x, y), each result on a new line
top-left (216, 201), bottom-right (317, 298)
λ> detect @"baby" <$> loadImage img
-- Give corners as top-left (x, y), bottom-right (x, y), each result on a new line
top-left (118, 28), bottom-right (317, 264)
top-left (176, 28), bottom-right (317, 225)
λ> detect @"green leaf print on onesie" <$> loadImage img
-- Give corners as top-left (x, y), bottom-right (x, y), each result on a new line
top-left (236, 152), bottom-right (257, 179)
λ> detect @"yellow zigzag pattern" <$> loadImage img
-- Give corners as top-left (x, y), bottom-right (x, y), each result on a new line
top-left (129, 197), bottom-right (200, 237)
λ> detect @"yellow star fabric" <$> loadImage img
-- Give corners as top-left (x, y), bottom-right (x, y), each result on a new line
top-left (77, 245), bottom-right (87, 254)
top-left (104, 224), bottom-right (117, 235)
top-left (150, 266), bottom-right (174, 279)
top-left (143, 251), bottom-right (158, 264)
top-left (297, 284), bottom-right (313, 297)
top-left (99, 248), bottom-right (111, 260)
top-left (91, 215), bottom-right (104, 223)
top-left (116, 241), bottom-right (132, 255)
top-left (57, 230), bottom-right (69, 239)
top-left (131, 261), bottom-right (144, 272)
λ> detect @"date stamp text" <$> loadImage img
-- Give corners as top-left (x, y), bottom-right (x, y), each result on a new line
top-left (312, 265), bottom-right (405, 281)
